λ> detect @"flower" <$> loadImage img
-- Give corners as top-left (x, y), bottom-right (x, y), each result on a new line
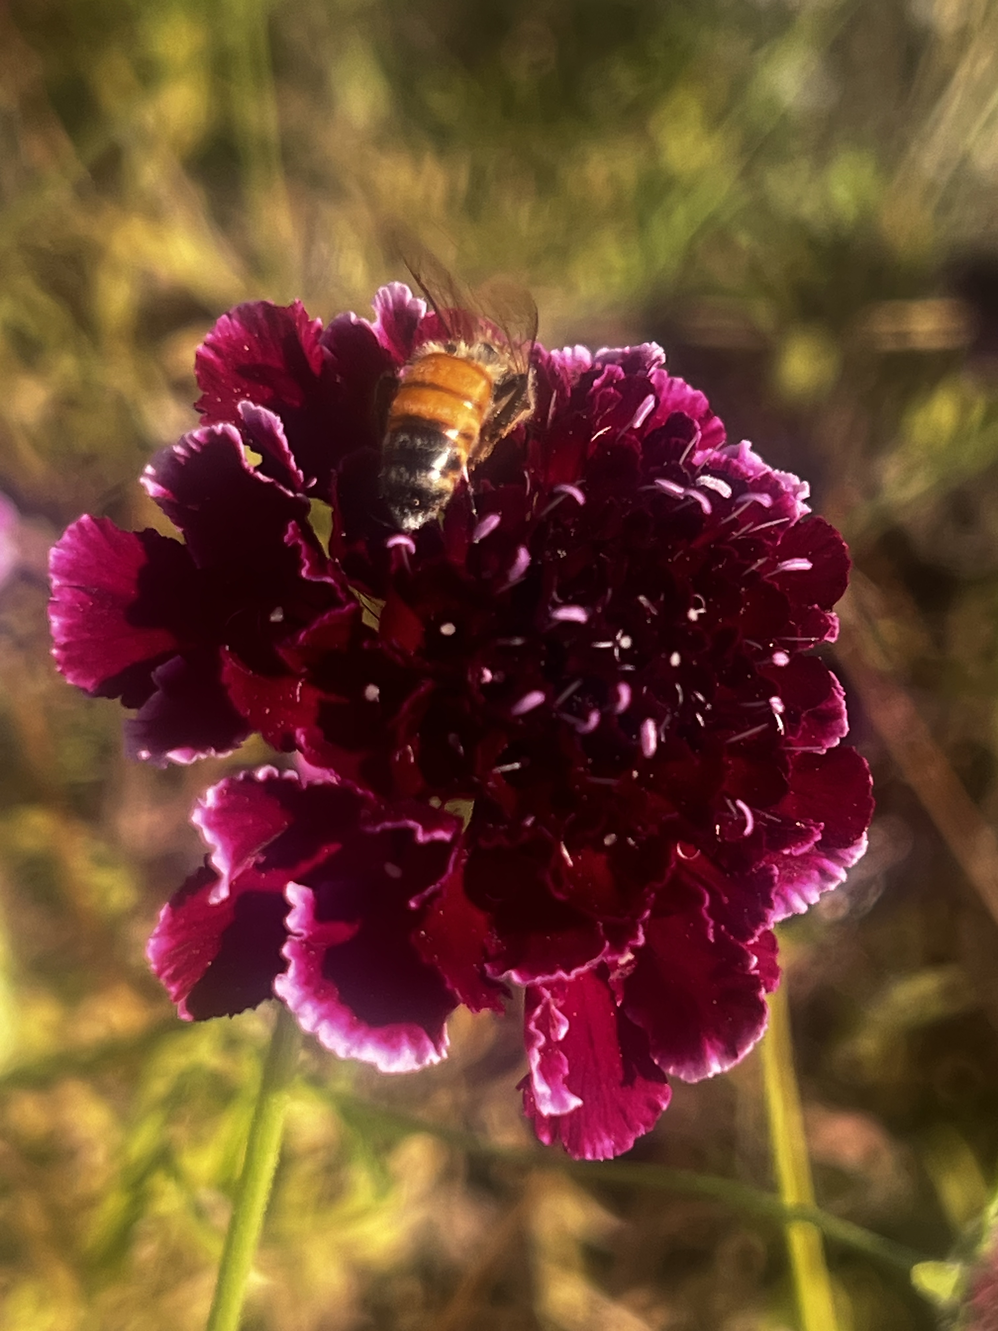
top-left (49, 286), bottom-right (873, 1160)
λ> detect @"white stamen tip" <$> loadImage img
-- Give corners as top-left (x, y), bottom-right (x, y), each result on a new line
top-left (775, 558), bottom-right (813, 573)
top-left (269, 607), bottom-right (284, 623)
top-left (473, 513), bottom-right (501, 542)
top-left (630, 394), bottom-right (656, 430)
top-left (770, 696), bottom-right (785, 714)
top-left (506, 546), bottom-right (531, 584)
top-left (603, 833), bottom-right (617, 847)
top-left (439, 621), bottom-right (457, 636)
top-left (618, 634), bottom-right (633, 650)
top-left (550, 605), bottom-right (589, 623)
top-left (553, 483), bottom-right (586, 506)
top-left (669, 651), bottom-right (681, 668)
top-left (363, 683), bottom-right (380, 702)
top-left (771, 650), bottom-right (789, 666)
top-left (697, 475), bottom-right (732, 498)
top-left (734, 799), bottom-right (755, 838)
top-left (512, 689), bottom-right (545, 716)
top-left (614, 682), bottom-right (631, 714)
top-left (640, 717), bottom-right (658, 759)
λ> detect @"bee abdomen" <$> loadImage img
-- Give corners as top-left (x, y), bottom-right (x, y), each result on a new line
top-left (387, 352), bottom-right (493, 448)
top-left (380, 423), bottom-right (465, 531)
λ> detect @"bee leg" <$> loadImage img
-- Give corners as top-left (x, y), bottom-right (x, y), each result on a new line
top-left (476, 372), bottom-right (533, 457)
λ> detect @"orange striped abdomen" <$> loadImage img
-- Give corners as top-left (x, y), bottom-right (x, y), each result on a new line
top-left (387, 352), bottom-right (494, 450)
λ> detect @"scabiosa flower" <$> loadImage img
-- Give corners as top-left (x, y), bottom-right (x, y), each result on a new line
top-left (49, 285), bottom-right (873, 1160)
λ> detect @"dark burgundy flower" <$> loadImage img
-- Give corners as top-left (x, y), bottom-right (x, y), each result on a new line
top-left (148, 766), bottom-right (463, 1071)
top-left (50, 285), bottom-right (873, 1159)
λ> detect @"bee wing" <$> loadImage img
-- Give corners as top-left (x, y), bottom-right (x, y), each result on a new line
top-left (388, 230), bottom-right (479, 344)
top-left (473, 276), bottom-right (538, 374)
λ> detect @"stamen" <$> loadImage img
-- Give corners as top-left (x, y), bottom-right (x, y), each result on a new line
top-left (734, 799), bottom-right (755, 837)
top-left (512, 689), bottom-right (545, 716)
top-left (439, 621), bottom-right (457, 636)
top-left (564, 708), bottom-right (600, 734)
top-left (269, 607), bottom-right (284, 623)
top-left (697, 475), bottom-right (732, 498)
top-left (630, 394), bottom-right (656, 430)
top-left (774, 558), bottom-right (813, 573)
top-left (505, 545), bottom-right (531, 586)
top-left (669, 651), bottom-right (681, 667)
top-left (640, 717), bottom-right (658, 758)
top-left (472, 512), bottom-right (501, 542)
top-left (770, 650), bottom-right (789, 666)
top-left (363, 683), bottom-right (380, 702)
top-left (614, 682), bottom-right (631, 714)
top-left (655, 478), bottom-right (685, 497)
top-left (550, 605), bottom-right (589, 624)
top-left (555, 679), bottom-right (583, 707)
top-left (554, 483), bottom-right (586, 506)
top-left (726, 722), bottom-right (768, 744)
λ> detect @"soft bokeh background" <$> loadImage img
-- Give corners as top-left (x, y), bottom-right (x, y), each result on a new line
top-left (4, 1), bottom-right (998, 1326)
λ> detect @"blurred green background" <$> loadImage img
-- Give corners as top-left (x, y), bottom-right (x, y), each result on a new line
top-left (5, 0), bottom-right (998, 1326)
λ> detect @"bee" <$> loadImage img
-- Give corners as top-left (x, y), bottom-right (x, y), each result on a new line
top-left (380, 245), bottom-right (538, 533)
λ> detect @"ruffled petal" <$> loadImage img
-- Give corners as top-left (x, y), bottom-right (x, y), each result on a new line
top-left (142, 424), bottom-right (309, 572)
top-left (415, 862), bottom-right (508, 1013)
top-left (277, 880), bottom-right (456, 1073)
top-left (520, 970), bottom-right (672, 1160)
top-left (622, 884), bottom-right (770, 1083)
top-left (147, 861), bottom-right (290, 1020)
top-left (48, 516), bottom-right (198, 702)
top-left (125, 653), bottom-right (249, 764)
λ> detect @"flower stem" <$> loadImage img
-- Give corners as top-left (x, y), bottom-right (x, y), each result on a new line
top-left (762, 978), bottom-right (840, 1331)
top-left (206, 1005), bottom-right (302, 1331)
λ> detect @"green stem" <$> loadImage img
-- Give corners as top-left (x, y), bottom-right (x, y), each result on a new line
top-left (762, 979), bottom-right (839, 1331)
top-left (319, 1087), bottom-right (928, 1273)
top-left (206, 1005), bottom-right (302, 1331)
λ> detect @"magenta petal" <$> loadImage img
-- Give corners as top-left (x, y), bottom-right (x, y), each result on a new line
top-left (773, 516), bottom-right (851, 608)
top-left (464, 833), bottom-right (613, 984)
top-left (415, 863), bottom-right (508, 1013)
top-left (49, 516), bottom-right (191, 698)
top-left (520, 971), bottom-right (672, 1160)
top-left (371, 282), bottom-right (426, 363)
top-left (195, 299), bottom-right (325, 427)
top-left (126, 653), bottom-right (249, 764)
top-left (277, 880), bottom-right (456, 1073)
top-left (622, 892), bottom-right (769, 1083)
top-left (143, 424), bottom-right (308, 569)
top-left (147, 863), bottom-right (290, 1020)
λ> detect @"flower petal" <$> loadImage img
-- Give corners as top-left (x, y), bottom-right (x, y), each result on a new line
top-left (126, 653), bottom-right (249, 764)
top-left (520, 970), bottom-right (672, 1160)
top-left (147, 862), bottom-right (290, 1020)
top-left (622, 884), bottom-right (770, 1083)
top-left (49, 516), bottom-right (196, 701)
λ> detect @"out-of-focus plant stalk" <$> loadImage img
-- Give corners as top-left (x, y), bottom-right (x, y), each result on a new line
top-left (222, 0), bottom-right (296, 290)
top-left (206, 1004), bottom-right (301, 1331)
top-left (762, 978), bottom-right (839, 1331)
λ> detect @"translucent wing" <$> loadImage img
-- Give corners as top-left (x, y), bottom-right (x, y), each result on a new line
top-left (388, 230), bottom-right (478, 344)
top-left (388, 229), bottom-right (538, 369)
top-left (473, 276), bottom-right (538, 373)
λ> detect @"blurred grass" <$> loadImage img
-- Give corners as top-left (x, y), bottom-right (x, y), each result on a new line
top-left (6, 0), bottom-right (998, 1326)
